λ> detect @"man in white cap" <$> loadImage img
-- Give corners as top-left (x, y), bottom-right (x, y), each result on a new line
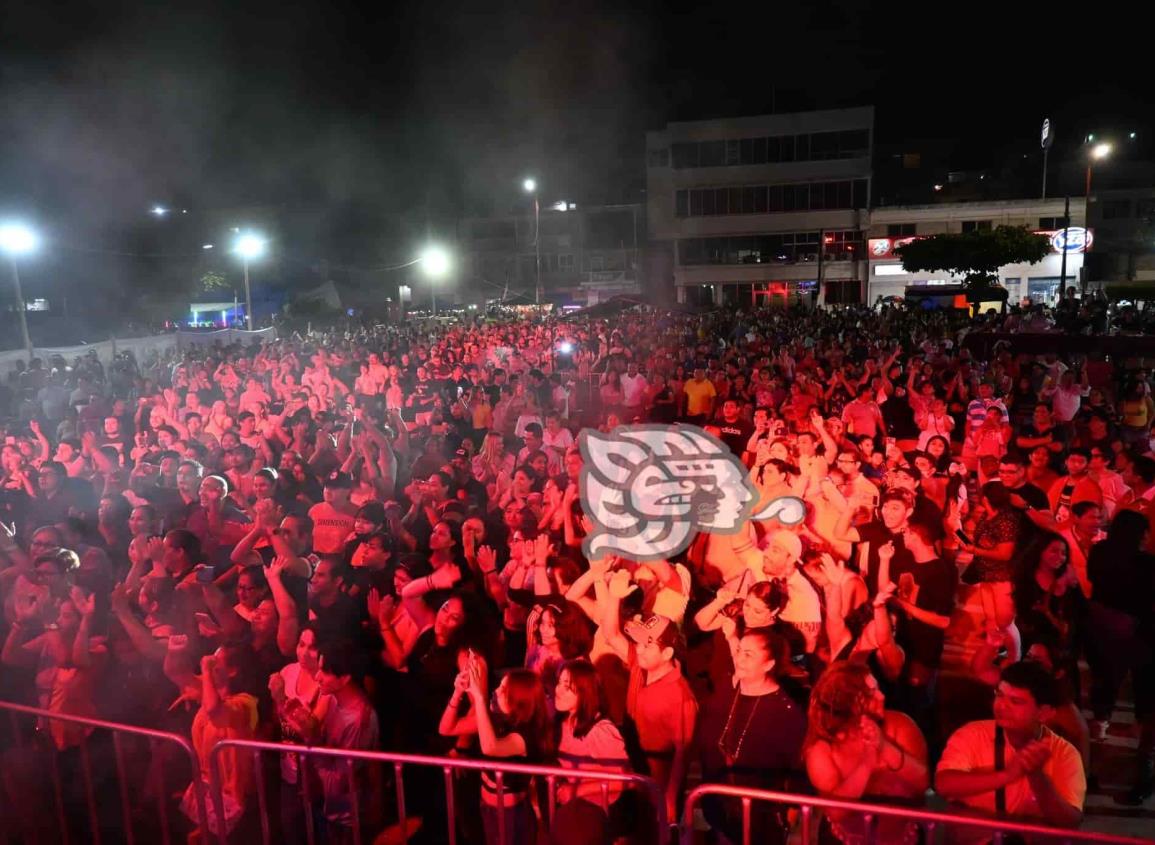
top-left (755, 530), bottom-right (822, 652)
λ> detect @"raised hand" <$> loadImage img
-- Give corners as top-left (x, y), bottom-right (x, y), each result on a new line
top-left (533, 534), bottom-right (552, 567)
top-left (873, 581), bottom-right (897, 608)
top-left (466, 654), bottom-right (488, 699)
top-left (146, 536), bottom-right (166, 566)
top-left (70, 586), bottom-right (96, 618)
top-left (819, 553), bottom-right (848, 587)
top-left (607, 568), bottom-right (637, 599)
top-left (476, 545), bottom-right (497, 574)
top-left (266, 555), bottom-right (288, 580)
top-left (268, 672), bottom-right (287, 703)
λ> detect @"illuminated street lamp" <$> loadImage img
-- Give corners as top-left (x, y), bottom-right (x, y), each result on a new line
top-left (0, 222), bottom-right (39, 356)
top-left (233, 232), bottom-right (267, 330)
top-left (419, 245), bottom-right (451, 279)
top-left (523, 177), bottom-right (541, 305)
top-left (1077, 142), bottom-right (1114, 296)
top-left (417, 245), bottom-right (453, 315)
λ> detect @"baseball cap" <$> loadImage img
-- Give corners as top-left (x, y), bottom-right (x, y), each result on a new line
top-left (623, 614), bottom-right (679, 650)
top-left (324, 471), bottom-right (353, 489)
top-left (766, 531), bottom-right (802, 562)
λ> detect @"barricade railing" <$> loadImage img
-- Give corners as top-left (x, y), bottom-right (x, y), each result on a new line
top-left (0, 700), bottom-right (207, 845)
top-left (208, 738), bottom-right (666, 845)
top-left (681, 783), bottom-right (1151, 845)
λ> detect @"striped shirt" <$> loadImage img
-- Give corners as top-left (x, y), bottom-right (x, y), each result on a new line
top-left (966, 397), bottom-right (1008, 431)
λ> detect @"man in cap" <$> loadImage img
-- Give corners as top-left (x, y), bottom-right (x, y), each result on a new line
top-left (757, 531), bottom-right (821, 652)
top-left (600, 601), bottom-right (697, 825)
top-left (308, 471), bottom-right (358, 555)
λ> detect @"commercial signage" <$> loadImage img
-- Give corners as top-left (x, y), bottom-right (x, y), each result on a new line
top-left (1043, 226), bottom-right (1092, 254)
top-left (867, 228), bottom-right (1092, 260)
top-left (1041, 118), bottom-right (1053, 150)
top-left (868, 237), bottom-right (918, 259)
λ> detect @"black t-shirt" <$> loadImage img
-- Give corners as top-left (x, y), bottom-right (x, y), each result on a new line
top-left (911, 493), bottom-right (944, 539)
top-left (894, 557), bottom-right (958, 668)
top-left (854, 520), bottom-right (915, 596)
top-left (1008, 482), bottom-right (1049, 547)
top-left (310, 592), bottom-right (363, 642)
top-left (698, 686), bottom-right (806, 787)
top-left (715, 419), bottom-right (754, 457)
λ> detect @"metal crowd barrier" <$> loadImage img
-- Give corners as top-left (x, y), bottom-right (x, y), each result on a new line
top-left (208, 738), bottom-right (667, 845)
top-left (0, 700), bottom-right (207, 845)
top-left (681, 783), bottom-right (1152, 845)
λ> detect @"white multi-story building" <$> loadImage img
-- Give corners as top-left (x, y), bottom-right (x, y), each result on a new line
top-left (646, 107), bottom-right (874, 308)
top-left (866, 199), bottom-right (1089, 305)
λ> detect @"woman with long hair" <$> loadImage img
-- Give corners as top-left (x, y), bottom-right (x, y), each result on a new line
top-left (440, 661), bottom-right (553, 845)
top-left (550, 659), bottom-right (631, 845)
top-left (403, 590), bottom-right (498, 752)
top-left (525, 600), bottom-right (592, 709)
top-left (176, 642), bottom-right (262, 837)
top-left (1013, 532), bottom-right (1082, 662)
top-left (697, 629), bottom-right (807, 845)
top-left (1085, 509), bottom-right (1155, 801)
top-left (954, 481), bottom-right (1020, 631)
top-left (694, 579), bottom-right (803, 691)
top-left (804, 662), bottom-right (928, 845)
top-left (268, 625), bottom-right (333, 845)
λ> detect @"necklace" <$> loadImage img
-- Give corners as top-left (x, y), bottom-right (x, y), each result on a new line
top-left (717, 688), bottom-right (765, 767)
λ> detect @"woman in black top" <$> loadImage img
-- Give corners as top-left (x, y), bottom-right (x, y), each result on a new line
top-left (1085, 510), bottom-right (1155, 803)
top-left (439, 661), bottom-right (552, 845)
top-left (1013, 532), bottom-right (1082, 666)
top-left (697, 629), bottom-right (807, 845)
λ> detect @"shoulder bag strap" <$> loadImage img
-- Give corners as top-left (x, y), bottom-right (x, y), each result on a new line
top-left (994, 725), bottom-right (1007, 815)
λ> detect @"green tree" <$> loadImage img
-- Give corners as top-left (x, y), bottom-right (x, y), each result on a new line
top-left (200, 271), bottom-right (230, 293)
top-left (895, 226), bottom-right (1052, 302)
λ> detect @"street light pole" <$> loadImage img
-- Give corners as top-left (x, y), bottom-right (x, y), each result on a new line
top-left (534, 193), bottom-right (542, 306)
top-left (0, 223), bottom-right (39, 358)
top-left (1083, 142), bottom-right (1112, 296)
top-left (8, 258), bottom-right (32, 357)
top-left (242, 257), bottom-right (253, 330)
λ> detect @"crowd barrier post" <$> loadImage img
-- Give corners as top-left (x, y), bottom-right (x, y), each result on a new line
top-left (0, 699), bottom-right (207, 845)
top-left (208, 738), bottom-right (666, 845)
top-left (680, 783), bottom-right (1152, 845)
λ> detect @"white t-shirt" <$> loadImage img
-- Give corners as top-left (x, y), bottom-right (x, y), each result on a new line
top-left (620, 373), bottom-right (649, 408)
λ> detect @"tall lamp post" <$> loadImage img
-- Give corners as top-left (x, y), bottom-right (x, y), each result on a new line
top-left (233, 233), bottom-right (267, 330)
top-left (523, 178), bottom-right (541, 306)
top-left (1083, 142), bottom-right (1112, 296)
top-left (0, 223), bottom-right (39, 357)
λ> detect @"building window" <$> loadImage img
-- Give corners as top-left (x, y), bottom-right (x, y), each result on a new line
top-left (961, 220), bottom-right (992, 233)
top-left (887, 223), bottom-right (916, 237)
top-left (589, 254), bottom-right (605, 271)
top-left (558, 253), bottom-right (574, 269)
top-left (1102, 199), bottom-right (1132, 220)
top-left (1136, 199), bottom-right (1155, 220)
top-left (668, 129), bottom-right (870, 169)
top-left (647, 148), bottom-right (669, 167)
top-left (1039, 217), bottom-right (1064, 229)
top-left (679, 231), bottom-right (863, 266)
top-left (679, 179), bottom-right (868, 217)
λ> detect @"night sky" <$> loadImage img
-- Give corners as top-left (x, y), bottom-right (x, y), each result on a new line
top-left (1, 0), bottom-right (1151, 273)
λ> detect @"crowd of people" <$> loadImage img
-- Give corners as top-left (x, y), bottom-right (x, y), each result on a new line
top-left (0, 302), bottom-right (1152, 844)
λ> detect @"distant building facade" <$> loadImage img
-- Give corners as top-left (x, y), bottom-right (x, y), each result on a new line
top-left (455, 204), bottom-right (643, 307)
top-left (645, 107), bottom-right (874, 308)
top-left (866, 199), bottom-right (1089, 306)
top-left (1084, 187), bottom-right (1155, 292)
